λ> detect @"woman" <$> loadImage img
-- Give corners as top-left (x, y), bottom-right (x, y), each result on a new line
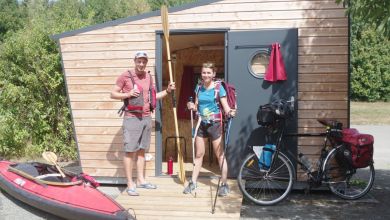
top-left (185, 62), bottom-right (236, 197)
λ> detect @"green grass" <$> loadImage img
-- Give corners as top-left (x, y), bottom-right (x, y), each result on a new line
top-left (351, 102), bottom-right (390, 125)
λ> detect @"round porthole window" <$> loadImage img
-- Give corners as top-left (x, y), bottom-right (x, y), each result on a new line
top-left (248, 50), bottom-right (270, 78)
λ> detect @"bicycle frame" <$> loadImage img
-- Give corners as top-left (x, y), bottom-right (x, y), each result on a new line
top-left (268, 118), bottom-right (338, 185)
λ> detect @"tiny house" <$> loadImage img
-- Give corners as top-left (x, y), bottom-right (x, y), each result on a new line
top-left (53, 0), bottom-right (349, 183)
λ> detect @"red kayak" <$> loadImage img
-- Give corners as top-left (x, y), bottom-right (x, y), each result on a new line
top-left (0, 160), bottom-right (134, 220)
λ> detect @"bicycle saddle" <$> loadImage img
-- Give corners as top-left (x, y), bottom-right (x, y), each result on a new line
top-left (317, 119), bottom-right (343, 129)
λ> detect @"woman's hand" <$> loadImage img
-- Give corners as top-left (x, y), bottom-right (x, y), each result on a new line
top-left (227, 109), bottom-right (237, 118)
top-left (187, 102), bottom-right (196, 111)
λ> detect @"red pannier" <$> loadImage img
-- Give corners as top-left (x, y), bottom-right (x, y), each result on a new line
top-left (342, 128), bottom-right (374, 168)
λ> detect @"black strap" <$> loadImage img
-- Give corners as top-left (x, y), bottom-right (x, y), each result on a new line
top-left (128, 70), bottom-right (136, 86)
top-left (149, 72), bottom-right (153, 91)
top-left (118, 71), bottom-right (137, 116)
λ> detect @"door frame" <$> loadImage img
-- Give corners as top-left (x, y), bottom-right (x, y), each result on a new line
top-left (155, 28), bottom-right (229, 175)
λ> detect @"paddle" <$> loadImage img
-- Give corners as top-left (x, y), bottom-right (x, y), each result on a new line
top-left (161, 4), bottom-right (186, 184)
top-left (42, 151), bottom-right (66, 178)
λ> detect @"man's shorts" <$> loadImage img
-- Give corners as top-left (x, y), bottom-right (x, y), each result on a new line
top-left (123, 116), bottom-right (152, 152)
top-left (196, 120), bottom-right (222, 141)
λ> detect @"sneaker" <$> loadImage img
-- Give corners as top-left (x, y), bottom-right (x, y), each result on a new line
top-left (218, 183), bottom-right (230, 197)
top-left (183, 180), bottom-right (197, 194)
top-left (137, 182), bottom-right (157, 189)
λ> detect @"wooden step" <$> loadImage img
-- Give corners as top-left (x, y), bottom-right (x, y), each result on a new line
top-left (115, 177), bottom-right (242, 219)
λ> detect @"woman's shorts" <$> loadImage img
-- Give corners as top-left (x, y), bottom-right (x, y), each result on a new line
top-left (123, 116), bottom-right (152, 152)
top-left (196, 120), bottom-right (222, 141)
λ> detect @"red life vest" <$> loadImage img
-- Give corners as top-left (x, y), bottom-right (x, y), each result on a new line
top-left (118, 71), bottom-right (156, 116)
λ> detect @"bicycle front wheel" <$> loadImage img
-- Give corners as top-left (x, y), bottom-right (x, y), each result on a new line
top-left (323, 148), bottom-right (375, 200)
top-left (237, 152), bottom-right (294, 205)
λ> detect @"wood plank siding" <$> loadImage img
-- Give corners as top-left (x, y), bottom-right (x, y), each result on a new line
top-left (57, 0), bottom-right (348, 179)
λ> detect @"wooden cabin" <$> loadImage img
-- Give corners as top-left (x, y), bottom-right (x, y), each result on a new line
top-left (53, 0), bottom-right (349, 183)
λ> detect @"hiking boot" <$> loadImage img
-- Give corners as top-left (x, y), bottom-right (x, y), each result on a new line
top-left (218, 183), bottom-right (230, 197)
top-left (183, 180), bottom-right (197, 194)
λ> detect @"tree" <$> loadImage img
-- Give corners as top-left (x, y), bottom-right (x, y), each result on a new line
top-left (336, 0), bottom-right (390, 38)
top-left (350, 27), bottom-right (390, 101)
top-left (0, 0), bottom-right (156, 159)
top-left (335, 0), bottom-right (390, 101)
top-left (0, 0), bottom-right (28, 42)
top-left (0, 1), bottom-right (78, 159)
top-left (84, 0), bottom-right (150, 24)
top-left (148, 0), bottom-right (197, 11)
top-left (0, 0), bottom-right (92, 158)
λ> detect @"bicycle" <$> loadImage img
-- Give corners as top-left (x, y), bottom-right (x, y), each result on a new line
top-left (237, 99), bottom-right (375, 205)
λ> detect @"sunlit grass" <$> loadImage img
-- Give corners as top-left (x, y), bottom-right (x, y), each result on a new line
top-left (351, 102), bottom-right (390, 125)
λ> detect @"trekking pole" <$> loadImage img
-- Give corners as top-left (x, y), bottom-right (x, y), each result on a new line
top-left (189, 97), bottom-right (201, 198)
top-left (189, 97), bottom-right (201, 166)
top-left (189, 97), bottom-right (195, 167)
top-left (212, 117), bottom-right (233, 214)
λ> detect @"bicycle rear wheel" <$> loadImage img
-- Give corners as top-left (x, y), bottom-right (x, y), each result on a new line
top-left (237, 152), bottom-right (294, 205)
top-left (323, 148), bottom-right (375, 200)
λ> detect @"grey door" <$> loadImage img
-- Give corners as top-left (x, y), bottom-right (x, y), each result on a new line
top-left (226, 29), bottom-right (298, 177)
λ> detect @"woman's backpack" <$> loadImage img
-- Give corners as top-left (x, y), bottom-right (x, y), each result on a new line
top-left (213, 81), bottom-right (237, 120)
top-left (215, 81), bottom-right (237, 115)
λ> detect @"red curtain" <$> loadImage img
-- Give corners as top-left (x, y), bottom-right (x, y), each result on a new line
top-left (177, 66), bottom-right (195, 120)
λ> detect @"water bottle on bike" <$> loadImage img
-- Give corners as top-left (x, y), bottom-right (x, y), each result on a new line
top-left (298, 153), bottom-right (312, 172)
top-left (259, 144), bottom-right (276, 170)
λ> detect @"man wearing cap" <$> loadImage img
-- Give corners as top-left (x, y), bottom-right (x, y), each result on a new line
top-left (111, 51), bottom-right (175, 196)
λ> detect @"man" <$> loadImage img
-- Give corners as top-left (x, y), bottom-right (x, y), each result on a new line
top-left (111, 51), bottom-right (175, 196)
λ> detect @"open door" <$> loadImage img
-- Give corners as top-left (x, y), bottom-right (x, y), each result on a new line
top-left (155, 30), bottom-right (227, 176)
top-left (226, 29), bottom-right (298, 177)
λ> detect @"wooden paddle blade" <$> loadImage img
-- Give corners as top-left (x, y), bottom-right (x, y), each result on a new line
top-left (42, 151), bottom-right (66, 178)
top-left (161, 5), bottom-right (169, 40)
top-left (42, 151), bottom-right (57, 164)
